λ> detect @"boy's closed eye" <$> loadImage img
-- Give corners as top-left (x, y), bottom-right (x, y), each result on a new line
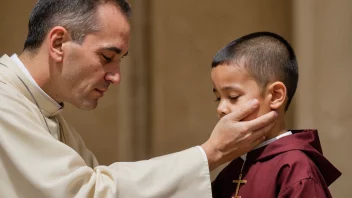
top-left (229, 95), bottom-right (240, 102)
top-left (213, 96), bottom-right (240, 103)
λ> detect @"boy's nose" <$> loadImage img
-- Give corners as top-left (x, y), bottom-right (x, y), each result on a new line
top-left (217, 100), bottom-right (231, 118)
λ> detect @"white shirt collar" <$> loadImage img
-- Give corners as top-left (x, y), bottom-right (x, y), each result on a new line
top-left (240, 131), bottom-right (293, 160)
top-left (10, 54), bottom-right (61, 109)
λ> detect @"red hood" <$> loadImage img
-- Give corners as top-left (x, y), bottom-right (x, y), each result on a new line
top-left (245, 129), bottom-right (341, 186)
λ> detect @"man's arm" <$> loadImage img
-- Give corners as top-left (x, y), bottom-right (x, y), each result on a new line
top-left (0, 84), bottom-right (275, 197)
top-left (0, 86), bottom-right (212, 198)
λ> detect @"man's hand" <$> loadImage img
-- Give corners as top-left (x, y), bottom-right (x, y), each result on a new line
top-left (201, 99), bottom-right (277, 171)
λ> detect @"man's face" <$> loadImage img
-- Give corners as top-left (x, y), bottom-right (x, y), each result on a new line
top-left (58, 3), bottom-right (130, 110)
top-left (211, 64), bottom-right (271, 120)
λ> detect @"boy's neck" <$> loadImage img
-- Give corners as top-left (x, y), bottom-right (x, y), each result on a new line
top-left (264, 116), bottom-right (287, 141)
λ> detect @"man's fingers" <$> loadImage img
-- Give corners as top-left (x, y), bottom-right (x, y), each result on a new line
top-left (246, 111), bottom-right (277, 132)
top-left (250, 135), bottom-right (266, 149)
top-left (225, 99), bottom-right (260, 121)
top-left (257, 120), bottom-right (276, 139)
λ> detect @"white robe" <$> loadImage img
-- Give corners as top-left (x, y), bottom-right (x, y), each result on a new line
top-left (0, 54), bottom-right (212, 198)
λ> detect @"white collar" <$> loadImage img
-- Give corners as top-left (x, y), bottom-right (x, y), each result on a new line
top-left (240, 131), bottom-right (293, 160)
top-left (10, 54), bottom-right (61, 109)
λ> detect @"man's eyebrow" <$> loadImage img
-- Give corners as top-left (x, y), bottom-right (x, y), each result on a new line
top-left (103, 47), bottom-right (128, 57)
top-left (104, 47), bottom-right (121, 54)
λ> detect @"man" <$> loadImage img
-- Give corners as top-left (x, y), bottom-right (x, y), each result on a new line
top-left (0, 0), bottom-right (277, 197)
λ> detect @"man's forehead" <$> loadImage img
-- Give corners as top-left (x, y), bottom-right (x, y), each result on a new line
top-left (94, 3), bottom-right (131, 42)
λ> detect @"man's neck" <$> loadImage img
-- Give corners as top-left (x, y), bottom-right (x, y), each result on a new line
top-left (18, 51), bottom-right (63, 103)
top-left (18, 51), bottom-right (47, 87)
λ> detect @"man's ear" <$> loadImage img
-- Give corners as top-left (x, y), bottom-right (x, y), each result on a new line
top-left (268, 81), bottom-right (287, 110)
top-left (47, 26), bottom-right (70, 63)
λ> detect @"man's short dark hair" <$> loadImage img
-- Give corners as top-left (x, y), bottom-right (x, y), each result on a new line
top-left (212, 32), bottom-right (298, 111)
top-left (23, 0), bottom-right (131, 52)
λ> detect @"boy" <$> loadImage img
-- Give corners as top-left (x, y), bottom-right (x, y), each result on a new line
top-left (211, 32), bottom-right (341, 198)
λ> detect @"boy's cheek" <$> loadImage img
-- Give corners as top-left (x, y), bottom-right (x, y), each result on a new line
top-left (240, 103), bottom-right (270, 121)
top-left (241, 108), bottom-right (260, 121)
top-left (241, 98), bottom-right (271, 121)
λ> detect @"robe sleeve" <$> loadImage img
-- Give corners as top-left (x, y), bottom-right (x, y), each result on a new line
top-left (278, 178), bottom-right (330, 198)
top-left (277, 151), bottom-right (332, 198)
top-left (0, 86), bottom-right (212, 198)
top-left (59, 118), bottom-right (100, 168)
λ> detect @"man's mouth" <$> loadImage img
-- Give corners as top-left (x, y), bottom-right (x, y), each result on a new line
top-left (95, 88), bottom-right (107, 96)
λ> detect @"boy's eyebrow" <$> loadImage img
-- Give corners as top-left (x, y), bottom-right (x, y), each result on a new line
top-left (213, 85), bottom-right (242, 92)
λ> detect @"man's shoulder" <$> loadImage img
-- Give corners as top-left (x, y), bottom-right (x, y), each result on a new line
top-left (0, 81), bottom-right (40, 117)
top-left (0, 80), bottom-right (27, 102)
top-left (0, 80), bottom-right (23, 101)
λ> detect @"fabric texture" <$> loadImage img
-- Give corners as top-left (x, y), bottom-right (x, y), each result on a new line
top-left (212, 129), bottom-right (341, 198)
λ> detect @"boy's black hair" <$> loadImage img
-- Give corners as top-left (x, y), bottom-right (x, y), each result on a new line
top-left (212, 32), bottom-right (298, 111)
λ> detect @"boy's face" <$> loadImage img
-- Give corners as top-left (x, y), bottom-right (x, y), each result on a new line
top-left (211, 64), bottom-right (271, 120)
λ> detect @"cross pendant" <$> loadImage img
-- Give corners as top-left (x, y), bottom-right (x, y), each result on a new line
top-left (233, 179), bottom-right (247, 184)
top-left (232, 173), bottom-right (247, 198)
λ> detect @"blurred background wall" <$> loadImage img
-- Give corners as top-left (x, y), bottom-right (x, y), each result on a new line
top-left (0, 0), bottom-right (350, 197)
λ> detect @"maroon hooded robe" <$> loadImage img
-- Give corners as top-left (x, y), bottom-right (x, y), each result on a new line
top-left (212, 130), bottom-right (341, 198)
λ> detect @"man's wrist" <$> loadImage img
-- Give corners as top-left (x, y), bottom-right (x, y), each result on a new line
top-left (201, 143), bottom-right (221, 171)
top-left (196, 146), bottom-right (208, 162)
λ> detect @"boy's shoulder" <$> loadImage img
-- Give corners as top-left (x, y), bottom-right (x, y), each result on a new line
top-left (271, 149), bottom-right (335, 196)
top-left (274, 149), bottom-right (322, 179)
top-left (276, 149), bottom-right (316, 166)
top-left (269, 147), bottom-right (338, 190)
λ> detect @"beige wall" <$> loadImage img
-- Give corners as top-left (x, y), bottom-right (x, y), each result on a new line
top-left (0, 0), bottom-right (37, 55)
top-left (293, 0), bottom-right (352, 197)
top-left (148, 0), bottom-right (293, 156)
top-left (1, 1), bottom-right (350, 197)
top-left (148, 0), bottom-right (294, 182)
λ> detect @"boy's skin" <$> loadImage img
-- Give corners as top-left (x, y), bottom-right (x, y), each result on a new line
top-left (212, 61), bottom-right (286, 140)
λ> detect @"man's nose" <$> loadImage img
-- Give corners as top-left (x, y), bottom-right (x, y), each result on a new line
top-left (105, 64), bottom-right (121, 85)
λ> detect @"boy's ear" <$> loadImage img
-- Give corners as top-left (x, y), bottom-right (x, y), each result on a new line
top-left (267, 81), bottom-right (287, 110)
top-left (47, 26), bottom-right (70, 63)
